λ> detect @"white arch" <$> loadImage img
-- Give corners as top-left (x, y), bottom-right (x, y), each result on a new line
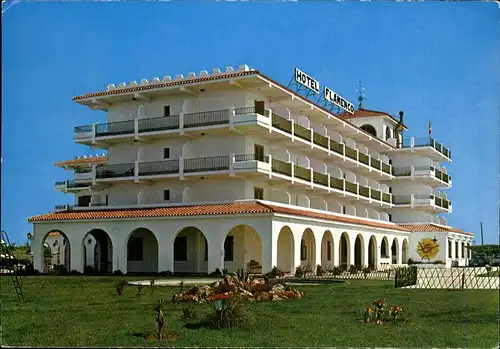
top-left (344, 137), bottom-right (356, 149)
top-left (270, 148), bottom-right (292, 162)
top-left (328, 164), bottom-right (343, 179)
top-left (270, 188), bottom-right (292, 205)
top-left (329, 131), bottom-right (343, 143)
top-left (310, 159), bottom-right (327, 173)
top-left (358, 175), bottom-right (369, 187)
top-left (357, 143), bottom-right (369, 155)
top-left (296, 155), bottom-right (310, 168)
top-left (380, 155), bottom-right (390, 164)
top-left (369, 149), bottom-right (380, 159)
top-left (295, 114), bottom-right (310, 128)
top-left (380, 212), bottom-right (390, 222)
top-left (380, 184), bottom-right (390, 193)
top-left (296, 194), bottom-right (311, 208)
top-left (345, 205), bottom-right (356, 216)
top-left (328, 201), bottom-right (343, 214)
top-left (312, 123), bottom-right (328, 136)
top-left (344, 171), bottom-right (357, 183)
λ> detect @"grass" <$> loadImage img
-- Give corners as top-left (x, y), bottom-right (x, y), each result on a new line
top-left (1, 276), bottom-right (499, 347)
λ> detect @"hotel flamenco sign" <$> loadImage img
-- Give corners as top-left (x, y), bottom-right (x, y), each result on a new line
top-left (294, 68), bottom-right (355, 115)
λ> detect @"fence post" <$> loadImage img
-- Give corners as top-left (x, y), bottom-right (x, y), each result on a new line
top-left (461, 271), bottom-right (465, 289)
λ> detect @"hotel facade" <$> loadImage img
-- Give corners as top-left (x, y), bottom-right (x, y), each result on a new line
top-left (28, 65), bottom-right (473, 275)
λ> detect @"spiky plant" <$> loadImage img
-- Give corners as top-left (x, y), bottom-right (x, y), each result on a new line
top-left (152, 298), bottom-right (167, 340)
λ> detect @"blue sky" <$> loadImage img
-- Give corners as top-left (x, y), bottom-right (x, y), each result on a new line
top-left (2, 2), bottom-right (499, 245)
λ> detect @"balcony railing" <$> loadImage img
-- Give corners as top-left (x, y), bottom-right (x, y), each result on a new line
top-left (402, 137), bottom-right (452, 160)
top-left (74, 167), bottom-right (92, 174)
top-left (96, 163), bottom-right (135, 179)
top-left (393, 194), bottom-right (451, 209)
top-left (294, 165), bottom-right (311, 181)
top-left (294, 124), bottom-right (311, 142)
top-left (329, 176), bottom-right (344, 191)
top-left (271, 158), bottom-right (292, 176)
top-left (138, 160), bottom-right (179, 176)
top-left (74, 106), bottom-right (392, 176)
top-left (313, 172), bottom-right (329, 187)
top-left (392, 166), bottom-right (452, 185)
top-left (138, 115), bottom-right (180, 133)
top-left (184, 109), bottom-right (230, 128)
top-left (184, 156), bottom-right (230, 173)
top-left (96, 120), bottom-right (135, 137)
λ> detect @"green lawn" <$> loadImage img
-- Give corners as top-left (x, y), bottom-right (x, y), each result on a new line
top-left (1, 276), bottom-right (499, 348)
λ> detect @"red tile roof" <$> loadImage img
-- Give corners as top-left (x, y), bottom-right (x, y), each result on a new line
top-left (72, 70), bottom-right (259, 100)
top-left (338, 108), bottom-right (408, 128)
top-left (55, 156), bottom-right (108, 167)
top-left (27, 201), bottom-right (409, 232)
top-left (399, 224), bottom-right (473, 236)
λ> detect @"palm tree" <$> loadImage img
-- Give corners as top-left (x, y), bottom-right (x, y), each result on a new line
top-left (152, 298), bottom-right (167, 340)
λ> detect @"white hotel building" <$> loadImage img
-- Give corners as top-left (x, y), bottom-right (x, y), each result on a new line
top-left (28, 65), bottom-right (473, 275)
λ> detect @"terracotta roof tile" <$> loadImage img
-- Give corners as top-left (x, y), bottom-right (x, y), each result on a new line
top-left (399, 224), bottom-right (473, 236)
top-left (261, 203), bottom-right (409, 232)
top-left (72, 71), bottom-right (259, 100)
top-left (28, 202), bottom-right (274, 222)
top-left (55, 156), bottom-right (108, 167)
top-left (338, 108), bottom-right (408, 128)
top-left (28, 201), bottom-right (409, 232)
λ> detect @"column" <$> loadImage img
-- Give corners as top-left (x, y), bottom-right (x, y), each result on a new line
top-left (113, 238), bottom-right (128, 274)
top-left (314, 238), bottom-right (322, 270)
top-left (70, 244), bottom-right (84, 273)
top-left (260, 233), bottom-right (277, 275)
top-left (207, 236), bottom-right (225, 275)
top-left (332, 237), bottom-right (340, 267)
top-left (349, 237), bottom-right (356, 266)
top-left (363, 240), bottom-right (369, 268)
top-left (157, 234), bottom-right (174, 274)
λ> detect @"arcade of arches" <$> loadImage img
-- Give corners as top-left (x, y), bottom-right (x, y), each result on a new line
top-left (37, 226), bottom-right (409, 275)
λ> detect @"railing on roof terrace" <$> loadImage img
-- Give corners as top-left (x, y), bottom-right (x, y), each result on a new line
top-left (234, 106), bottom-right (258, 115)
top-left (234, 154), bottom-right (259, 162)
top-left (183, 155), bottom-right (230, 173)
top-left (402, 137), bottom-right (452, 160)
top-left (392, 194), bottom-right (451, 209)
top-left (392, 165), bottom-right (452, 185)
top-left (96, 120), bottom-right (135, 137)
top-left (96, 163), bottom-right (135, 179)
top-left (138, 115), bottom-right (180, 133)
top-left (271, 113), bottom-right (293, 134)
top-left (74, 125), bottom-right (93, 138)
top-left (184, 109), bottom-right (230, 128)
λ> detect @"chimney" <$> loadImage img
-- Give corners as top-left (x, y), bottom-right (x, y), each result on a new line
top-left (399, 111), bottom-right (404, 125)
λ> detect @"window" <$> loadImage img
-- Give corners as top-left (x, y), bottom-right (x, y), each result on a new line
top-left (163, 190), bottom-right (170, 201)
top-left (448, 240), bottom-right (452, 258)
top-left (163, 148), bottom-right (170, 159)
top-left (455, 241), bottom-right (459, 258)
top-left (254, 187), bottom-right (264, 200)
top-left (254, 100), bottom-right (265, 115)
top-left (163, 105), bottom-right (170, 117)
top-left (174, 236), bottom-right (187, 261)
top-left (224, 236), bottom-right (234, 261)
top-left (468, 244), bottom-right (471, 258)
top-left (342, 206), bottom-right (346, 215)
top-left (389, 187), bottom-right (393, 194)
top-left (385, 126), bottom-right (391, 140)
top-left (254, 144), bottom-right (264, 161)
top-left (300, 239), bottom-right (307, 261)
top-left (105, 194), bottom-right (109, 206)
top-left (461, 242), bottom-right (465, 259)
top-left (78, 195), bottom-right (91, 207)
top-left (127, 237), bottom-right (143, 261)
top-left (327, 241), bottom-right (332, 261)
top-left (388, 214), bottom-right (392, 222)
top-left (360, 124), bottom-right (377, 137)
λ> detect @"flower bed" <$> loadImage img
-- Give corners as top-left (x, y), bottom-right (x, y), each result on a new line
top-left (172, 273), bottom-right (304, 303)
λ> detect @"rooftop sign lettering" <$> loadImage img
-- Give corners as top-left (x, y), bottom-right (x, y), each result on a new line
top-left (294, 68), bottom-right (320, 94)
top-left (324, 87), bottom-right (355, 115)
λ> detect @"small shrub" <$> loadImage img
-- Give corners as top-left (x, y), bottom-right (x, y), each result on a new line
top-left (362, 267), bottom-right (371, 278)
top-left (294, 266), bottom-right (305, 278)
top-left (54, 265), bottom-right (68, 276)
top-left (70, 270), bottom-right (82, 276)
top-left (339, 263), bottom-right (348, 272)
top-left (179, 280), bottom-right (184, 294)
top-left (373, 299), bottom-right (386, 324)
top-left (84, 265), bottom-right (97, 275)
top-left (349, 265), bottom-right (359, 274)
top-left (303, 265), bottom-right (313, 276)
top-left (116, 281), bottom-right (127, 295)
top-left (361, 305), bottom-right (374, 322)
top-left (113, 270), bottom-right (124, 276)
top-left (316, 264), bottom-right (325, 276)
top-left (205, 294), bottom-right (255, 329)
top-left (389, 305), bottom-right (403, 323)
top-left (153, 298), bottom-right (167, 340)
top-left (237, 268), bottom-right (254, 282)
top-left (160, 270), bottom-right (173, 277)
top-left (181, 306), bottom-right (198, 321)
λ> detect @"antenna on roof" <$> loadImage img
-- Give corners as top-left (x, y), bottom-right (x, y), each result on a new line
top-left (356, 81), bottom-right (366, 109)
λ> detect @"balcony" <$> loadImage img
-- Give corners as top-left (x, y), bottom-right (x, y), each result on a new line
top-left (73, 106), bottom-right (393, 178)
top-left (392, 165), bottom-right (452, 187)
top-left (393, 194), bottom-right (452, 212)
top-left (400, 137), bottom-right (451, 162)
top-left (55, 180), bottom-right (91, 192)
top-left (89, 153), bottom-right (393, 206)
